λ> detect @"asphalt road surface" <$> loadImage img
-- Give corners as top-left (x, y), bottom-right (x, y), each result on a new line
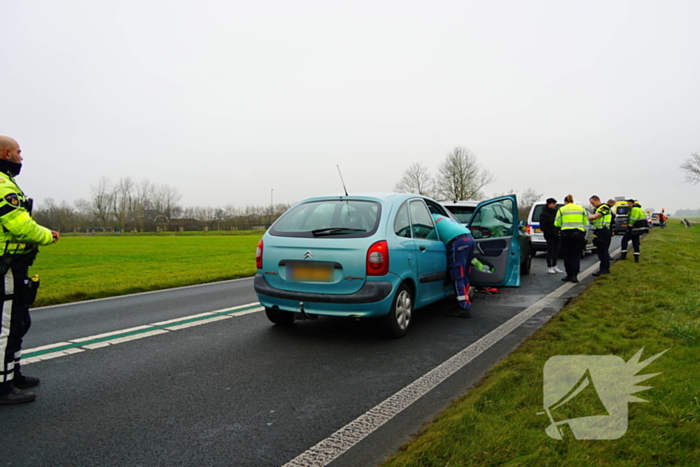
top-left (1, 238), bottom-right (621, 467)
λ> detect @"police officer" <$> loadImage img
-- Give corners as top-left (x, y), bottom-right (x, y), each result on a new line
top-left (621, 200), bottom-right (647, 263)
top-left (430, 212), bottom-right (475, 318)
top-left (606, 199), bottom-right (617, 230)
top-left (554, 194), bottom-right (588, 283)
top-left (588, 195), bottom-right (612, 276)
top-left (0, 136), bottom-right (59, 405)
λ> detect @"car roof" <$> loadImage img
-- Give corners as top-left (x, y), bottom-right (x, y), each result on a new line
top-left (437, 199), bottom-right (480, 207)
top-left (299, 192), bottom-right (437, 204)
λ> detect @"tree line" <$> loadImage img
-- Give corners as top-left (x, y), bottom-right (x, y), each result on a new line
top-left (394, 146), bottom-right (542, 219)
top-left (33, 146), bottom-right (547, 233)
top-left (33, 176), bottom-right (292, 233)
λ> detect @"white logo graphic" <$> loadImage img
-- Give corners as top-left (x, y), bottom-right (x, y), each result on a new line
top-left (539, 347), bottom-right (668, 440)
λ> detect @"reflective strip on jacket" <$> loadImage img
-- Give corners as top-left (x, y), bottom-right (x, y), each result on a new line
top-left (0, 171), bottom-right (53, 254)
top-left (554, 203), bottom-right (588, 231)
top-left (628, 206), bottom-right (646, 224)
top-left (592, 204), bottom-right (612, 229)
top-left (629, 206), bottom-right (648, 234)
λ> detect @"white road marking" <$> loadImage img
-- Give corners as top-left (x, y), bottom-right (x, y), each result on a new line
top-left (22, 303), bottom-right (263, 364)
top-left (281, 255), bottom-right (610, 467)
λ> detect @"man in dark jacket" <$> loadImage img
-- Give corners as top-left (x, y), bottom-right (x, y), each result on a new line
top-left (539, 198), bottom-right (562, 274)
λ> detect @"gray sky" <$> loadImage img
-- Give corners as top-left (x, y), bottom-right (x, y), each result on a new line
top-left (2, 0), bottom-right (699, 214)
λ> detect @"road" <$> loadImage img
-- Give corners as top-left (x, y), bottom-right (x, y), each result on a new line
top-left (1, 238), bottom-right (621, 467)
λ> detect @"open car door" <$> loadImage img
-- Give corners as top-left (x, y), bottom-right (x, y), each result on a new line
top-left (468, 195), bottom-right (521, 287)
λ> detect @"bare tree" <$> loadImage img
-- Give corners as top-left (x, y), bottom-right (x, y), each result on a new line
top-left (153, 183), bottom-right (182, 218)
top-left (518, 188), bottom-right (543, 221)
top-left (112, 177), bottom-right (135, 232)
top-left (394, 163), bottom-right (435, 197)
top-left (680, 152), bottom-right (700, 184)
top-left (73, 198), bottom-right (93, 231)
top-left (90, 176), bottom-right (114, 227)
top-left (436, 147), bottom-right (495, 201)
top-left (519, 188), bottom-right (542, 210)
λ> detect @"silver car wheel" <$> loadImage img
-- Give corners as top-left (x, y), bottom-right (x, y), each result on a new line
top-left (394, 288), bottom-right (412, 330)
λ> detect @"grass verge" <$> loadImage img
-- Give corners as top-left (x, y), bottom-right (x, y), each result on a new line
top-left (30, 234), bottom-right (261, 307)
top-left (381, 221), bottom-right (700, 466)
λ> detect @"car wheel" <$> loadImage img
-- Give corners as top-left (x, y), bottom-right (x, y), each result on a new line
top-left (520, 251), bottom-right (532, 275)
top-left (384, 283), bottom-right (412, 338)
top-left (265, 307), bottom-right (295, 325)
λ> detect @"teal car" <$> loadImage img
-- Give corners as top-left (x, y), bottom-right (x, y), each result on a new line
top-left (254, 193), bottom-right (521, 337)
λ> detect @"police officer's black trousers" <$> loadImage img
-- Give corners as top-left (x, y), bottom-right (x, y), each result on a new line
top-left (593, 229), bottom-right (611, 271)
top-left (621, 230), bottom-right (640, 254)
top-left (560, 230), bottom-right (585, 279)
top-left (0, 264), bottom-right (32, 396)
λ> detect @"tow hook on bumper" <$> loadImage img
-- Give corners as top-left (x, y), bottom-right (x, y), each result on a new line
top-left (296, 302), bottom-right (317, 320)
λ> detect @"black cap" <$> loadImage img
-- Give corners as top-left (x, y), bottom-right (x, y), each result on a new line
top-left (546, 198), bottom-right (557, 204)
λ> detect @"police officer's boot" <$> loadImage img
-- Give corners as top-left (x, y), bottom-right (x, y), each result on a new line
top-left (634, 253), bottom-right (640, 263)
top-left (0, 387), bottom-right (36, 405)
top-left (620, 251), bottom-right (627, 260)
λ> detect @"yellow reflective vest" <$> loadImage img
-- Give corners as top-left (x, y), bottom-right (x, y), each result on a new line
top-left (554, 203), bottom-right (588, 232)
top-left (0, 171), bottom-right (53, 255)
top-left (591, 204), bottom-right (612, 230)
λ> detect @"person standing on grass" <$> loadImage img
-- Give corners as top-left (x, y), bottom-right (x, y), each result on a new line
top-left (588, 195), bottom-right (612, 276)
top-left (554, 194), bottom-right (588, 283)
top-left (620, 201), bottom-right (647, 263)
top-left (0, 136), bottom-right (59, 405)
top-left (539, 198), bottom-right (562, 274)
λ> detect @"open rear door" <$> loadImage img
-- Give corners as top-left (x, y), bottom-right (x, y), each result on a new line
top-left (468, 195), bottom-right (521, 287)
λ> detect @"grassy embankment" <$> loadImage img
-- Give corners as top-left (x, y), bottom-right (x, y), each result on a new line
top-left (30, 231), bottom-right (262, 307)
top-left (381, 220), bottom-right (700, 466)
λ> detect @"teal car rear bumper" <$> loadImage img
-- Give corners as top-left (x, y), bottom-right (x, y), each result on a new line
top-left (254, 273), bottom-right (397, 317)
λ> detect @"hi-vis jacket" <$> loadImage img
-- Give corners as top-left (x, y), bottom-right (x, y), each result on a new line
top-left (591, 204), bottom-right (612, 230)
top-left (628, 206), bottom-right (648, 234)
top-left (0, 170), bottom-right (53, 254)
top-left (554, 203), bottom-right (588, 231)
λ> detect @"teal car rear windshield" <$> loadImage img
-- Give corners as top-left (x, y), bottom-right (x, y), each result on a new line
top-left (270, 200), bottom-right (382, 238)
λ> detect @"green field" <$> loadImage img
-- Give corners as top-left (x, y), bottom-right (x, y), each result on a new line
top-left (30, 232), bottom-right (262, 306)
top-left (381, 221), bottom-right (700, 466)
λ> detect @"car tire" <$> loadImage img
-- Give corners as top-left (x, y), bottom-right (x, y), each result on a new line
top-left (265, 307), bottom-right (295, 325)
top-left (384, 283), bottom-right (412, 338)
top-left (520, 251), bottom-right (532, 275)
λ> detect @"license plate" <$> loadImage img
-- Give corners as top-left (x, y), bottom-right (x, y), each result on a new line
top-left (288, 264), bottom-right (334, 282)
top-left (534, 228), bottom-right (542, 233)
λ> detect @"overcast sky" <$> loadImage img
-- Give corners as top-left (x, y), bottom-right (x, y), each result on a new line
top-left (2, 0), bottom-right (699, 214)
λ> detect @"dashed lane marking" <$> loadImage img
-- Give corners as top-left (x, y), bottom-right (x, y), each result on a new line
top-left (281, 250), bottom-right (618, 467)
top-left (22, 303), bottom-right (263, 364)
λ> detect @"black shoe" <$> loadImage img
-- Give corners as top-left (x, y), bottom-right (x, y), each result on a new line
top-left (592, 270), bottom-right (602, 277)
top-left (600, 269), bottom-right (610, 275)
top-left (562, 277), bottom-right (571, 282)
top-left (14, 376), bottom-right (40, 390)
top-left (634, 255), bottom-right (640, 263)
top-left (0, 387), bottom-right (36, 405)
top-left (571, 277), bottom-right (579, 283)
top-left (448, 308), bottom-right (472, 318)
